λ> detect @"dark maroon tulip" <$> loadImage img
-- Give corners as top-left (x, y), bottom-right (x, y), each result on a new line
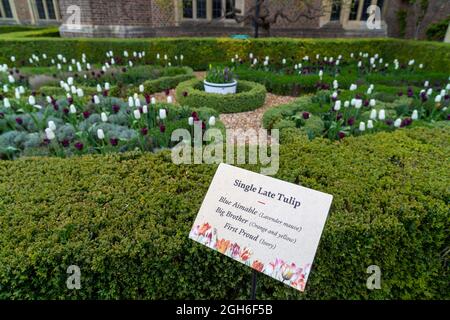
top-left (100, 70), bottom-right (105, 75)
top-left (52, 73), bottom-right (57, 78)
top-left (347, 117), bottom-right (355, 126)
top-left (122, 67), bottom-right (127, 73)
top-left (61, 139), bottom-right (70, 148)
top-left (112, 104), bottom-right (120, 113)
top-left (398, 91), bottom-right (403, 97)
top-left (103, 90), bottom-right (109, 97)
top-left (0, 112), bottom-right (4, 119)
top-left (83, 111), bottom-right (90, 119)
top-left (336, 113), bottom-right (343, 121)
top-left (183, 91), bottom-right (188, 97)
top-left (43, 138), bottom-right (50, 145)
top-left (363, 100), bottom-right (369, 107)
top-left (445, 95), bottom-right (449, 101)
top-left (159, 124), bottom-right (166, 133)
top-left (202, 122), bottom-right (206, 130)
top-left (385, 119), bottom-right (394, 126)
top-left (15, 117), bottom-right (23, 125)
top-left (32, 91), bottom-right (37, 97)
top-left (63, 108), bottom-right (69, 115)
top-left (74, 73), bottom-right (79, 78)
top-left (165, 89), bottom-right (170, 96)
top-left (302, 112), bottom-right (310, 120)
top-left (144, 94), bottom-right (151, 104)
top-left (110, 138), bottom-right (119, 146)
top-left (447, 114), bottom-right (450, 121)
top-left (141, 127), bottom-right (148, 136)
top-left (74, 142), bottom-right (84, 151)
top-left (338, 132), bottom-right (345, 140)
top-left (355, 94), bottom-right (362, 100)
top-left (67, 97), bottom-right (74, 104)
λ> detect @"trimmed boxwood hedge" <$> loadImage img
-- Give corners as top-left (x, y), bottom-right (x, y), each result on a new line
top-left (176, 79), bottom-right (266, 113)
top-left (0, 127), bottom-right (448, 299)
top-left (0, 36), bottom-right (449, 73)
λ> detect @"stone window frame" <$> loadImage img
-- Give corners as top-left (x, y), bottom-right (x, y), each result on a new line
top-left (180, 0), bottom-right (243, 23)
top-left (0, 0), bottom-right (17, 21)
top-left (32, 0), bottom-right (61, 22)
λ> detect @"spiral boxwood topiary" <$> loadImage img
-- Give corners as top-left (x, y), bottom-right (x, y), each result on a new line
top-left (175, 79), bottom-right (266, 113)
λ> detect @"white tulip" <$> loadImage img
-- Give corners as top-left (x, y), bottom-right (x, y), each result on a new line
top-left (46, 96), bottom-right (52, 104)
top-left (45, 128), bottom-right (56, 140)
top-left (350, 84), bottom-right (357, 91)
top-left (10, 56), bottom-right (15, 62)
top-left (69, 104), bottom-right (77, 114)
top-left (97, 129), bottom-right (105, 140)
top-left (369, 99), bottom-right (376, 107)
top-left (8, 75), bottom-right (15, 83)
top-left (419, 64), bottom-right (423, 69)
top-left (411, 110), bottom-right (418, 120)
top-left (367, 120), bottom-right (374, 129)
top-left (167, 96), bottom-right (173, 104)
top-left (68, 66), bottom-right (73, 72)
top-left (48, 121), bottom-right (56, 131)
top-left (93, 95), bottom-right (100, 104)
top-left (359, 122), bottom-right (366, 131)
top-left (355, 99), bottom-right (362, 109)
top-left (394, 118), bottom-right (402, 128)
top-left (378, 109), bottom-right (386, 121)
top-left (15, 90), bottom-right (21, 100)
top-left (370, 109), bottom-right (377, 120)
top-left (133, 109), bottom-right (141, 120)
top-left (446, 84), bottom-right (450, 90)
top-left (71, 86), bottom-right (77, 94)
top-left (159, 109), bottom-right (167, 119)
top-left (188, 117), bottom-right (194, 126)
top-left (344, 101), bottom-right (350, 108)
top-left (139, 84), bottom-right (145, 93)
top-left (105, 82), bottom-right (110, 90)
top-left (424, 81), bottom-right (429, 87)
top-left (333, 80), bottom-right (339, 89)
top-left (151, 97), bottom-right (156, 105)
top-left (208, 116), bottom-right (216, 126)
top-left (28, 95), bottom-right (36, 106)
top-left (142, 105), bottom-right (148, 114)
top-left (427, 88), bottom-right (433, 96)
top-left (101, 112), bottom-right (108, 123)
top-left (435, 95), bottom-right (442, 103)
top-left (3, 84), bottom-right (8, 92)
top-left (3, 98), bottom-right (10, 108)
top-left (282, 58), bottom-right (286, 65)
top-left (77, 88), bottom-right (84, 97)
top-left (67, 77), bottom-right (74, 85)
top-left (128, 97), bottom-right (134, 107)
top-left (367, 88), bottom-right (373, 95)
top-left (334, 100), bottom-right (341, 111)
top-left (134, 98), bottom-right (141, 107)
top-left (249, 53), bottom-right (254, 59)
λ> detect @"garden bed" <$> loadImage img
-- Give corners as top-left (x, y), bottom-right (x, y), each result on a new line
top-left (175, 79), bottom-right (266, 113)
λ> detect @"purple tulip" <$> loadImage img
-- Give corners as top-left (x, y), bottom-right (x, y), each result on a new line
top-left (338, 132), bottom-right (345, 140)
top-left (347, 117), bottom-right (355, 126)
top-left (74, 142), bottom-right (84, 151)
top-left (159, 124), bottom-right (166, 133)
top-left (141, 127), bottom-right (148, 136)
top-left (15, 117), bottom-right (23, 125)
top-left (83, 111), bottom-right (90, 119)
top-left (144, 94), bottom-right (151, 104)
top-left (398, 91), bottom-right (403, 97)
top-left (110, 138), bottom-right (119, 146)
top-left (447, 114), bottom-right (450, 121)
top-left (61, 139), bottom-right (70, 148)
top-left (112, 104), bottom-right (120, 113)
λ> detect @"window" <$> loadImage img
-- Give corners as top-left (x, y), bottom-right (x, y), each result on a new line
top-left (330, 0), bottom-right (342, 21)
top-left (181, 0), bottom-right (241, 20)
top-left (197, 0), bottom-right (207, 19)
top-left (349, 0), bottom-right (360, 21)
top-left (0, 0), bottom-right (14, 19)
top-left (183, 0), bottom-right (193, 18)
top-left (35, 0), bottom-right (59, 20)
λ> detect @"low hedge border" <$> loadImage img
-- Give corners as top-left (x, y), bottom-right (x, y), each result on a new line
top-left (175, 79), bottom-right (266, 113)
top-left (127, 67), bottom-right (195, 95)
top-left (0, 127), bottom-right (448, 299)
top-left (0, 37), bottom-right (449, 73)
